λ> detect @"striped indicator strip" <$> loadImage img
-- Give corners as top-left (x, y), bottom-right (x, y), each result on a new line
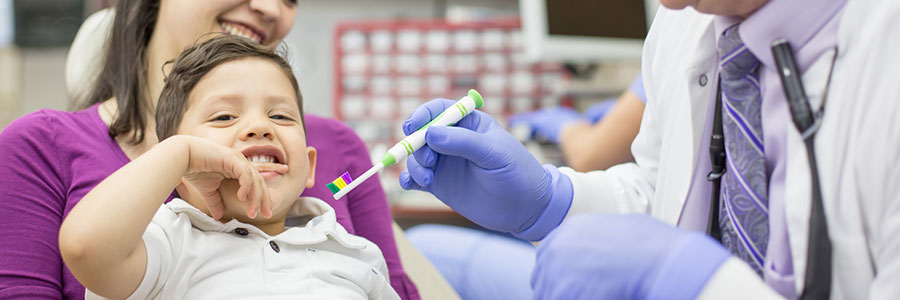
top-left (326, 171), bottom-right (354, 194)
top-left (400, 140), bottom-right (414, 155)
top-left (454, 101), bottom-right (468, 116)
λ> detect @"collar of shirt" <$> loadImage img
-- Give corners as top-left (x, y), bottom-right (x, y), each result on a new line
top-left (714, 0), bottom-right (846, 69)
top-left (166, 197), bottom-right (368, 249)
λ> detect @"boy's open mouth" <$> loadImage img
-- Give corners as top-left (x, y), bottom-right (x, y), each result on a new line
top-left (247, 154), bottom-right (278, 164)
top-left (241, 146), bottom-right (287, 179)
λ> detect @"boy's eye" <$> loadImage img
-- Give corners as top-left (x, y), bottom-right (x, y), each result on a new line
top-left (212, 115), bottom-right (236, 122)
top-left (270, 114), bottom-right (294, 121)
top-left (285, 0), bottom-right (297, 5)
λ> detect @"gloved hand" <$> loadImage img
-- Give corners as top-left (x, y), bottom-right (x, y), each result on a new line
top-left (582, 98), bottom-right (617, 124)
top-left (533, 214), bottom-right (732, 300)
top-left (509, 107), bottom-right (582, 143)
top-left (399, 99), bottom-right (574, 240)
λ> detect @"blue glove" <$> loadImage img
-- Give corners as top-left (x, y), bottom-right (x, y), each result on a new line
top-left (508, 107), bottom-right (581, 143)
top-left (399, 99), bottom-right (574, 241)
top-left (532, 214), bottom-right (731, 300)
top-left (582, 98), bottom-right (617, 124)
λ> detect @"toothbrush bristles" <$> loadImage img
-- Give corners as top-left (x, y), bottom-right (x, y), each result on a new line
top-left (327, 171), bottom-right (354, 194)
top-left (332, 163), bottom-right (384, 200)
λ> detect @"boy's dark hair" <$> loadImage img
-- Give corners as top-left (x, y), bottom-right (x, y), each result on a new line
top-left (156, 35), bottom-right (304, 141)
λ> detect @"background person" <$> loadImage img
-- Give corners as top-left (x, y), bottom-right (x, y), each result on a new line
top-left (0, 1), bottom-right (417, 299)
top-left (510, 73), bottom-right (647, 171)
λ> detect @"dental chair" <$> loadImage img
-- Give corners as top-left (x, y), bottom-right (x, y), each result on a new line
top-left (65, 8), bottom-right (459, 300)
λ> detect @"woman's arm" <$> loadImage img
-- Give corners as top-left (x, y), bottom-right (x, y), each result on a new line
top-left (0, 113), bottom-right (68, 299)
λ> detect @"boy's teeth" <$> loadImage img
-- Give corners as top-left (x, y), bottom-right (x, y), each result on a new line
top-left (248, 155), bottom-right (275, 163)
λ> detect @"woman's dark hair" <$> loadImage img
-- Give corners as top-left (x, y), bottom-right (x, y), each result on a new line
top-left (155, 35), bottom-right (304, 141)
top-left (81, 0), bottom-right (160, 144)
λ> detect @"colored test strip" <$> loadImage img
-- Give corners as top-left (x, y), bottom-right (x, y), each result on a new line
top-left (326, 172), bottom-right (354, 194)
top-left (340, 172), bottom-right (353, 185)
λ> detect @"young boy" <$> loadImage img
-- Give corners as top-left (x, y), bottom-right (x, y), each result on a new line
top-left (59, 36), bottom-right (400, 300)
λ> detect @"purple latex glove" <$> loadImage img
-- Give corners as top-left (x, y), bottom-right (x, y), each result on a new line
top-left (509, 107), bottom-right (581, 143)
top-left (399, 99), bottom-right (574, 241)
top-left (533, 214), bottom-right (731, 300)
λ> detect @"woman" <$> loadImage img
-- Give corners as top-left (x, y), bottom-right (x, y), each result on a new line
top-left (0, 1), bottom-right (418, 299)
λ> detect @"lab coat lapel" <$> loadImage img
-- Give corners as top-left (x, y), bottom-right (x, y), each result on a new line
top-left (657, 16), bottom-right (718, 224)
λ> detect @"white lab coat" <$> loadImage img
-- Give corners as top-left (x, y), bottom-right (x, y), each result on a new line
top-left (558, 0), bottom-right (900, 299)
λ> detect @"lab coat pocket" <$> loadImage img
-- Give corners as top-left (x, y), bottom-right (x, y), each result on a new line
top-left (831, 235), bottom-right (873, 299)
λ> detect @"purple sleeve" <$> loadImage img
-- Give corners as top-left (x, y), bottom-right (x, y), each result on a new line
top-left (0, 112), bottom-right (67, 299)
top-left (334, 124), bottom-right (421, 300)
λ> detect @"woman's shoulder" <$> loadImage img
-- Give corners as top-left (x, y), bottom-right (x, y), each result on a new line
top-left (2, 106), bottom-right (105, 139)
top-left (304, 114), bottom-right (368, 152)
top-left (304, 114), bottom-right (354, 136)
top-left (1, 105), bottom-right (118, 166)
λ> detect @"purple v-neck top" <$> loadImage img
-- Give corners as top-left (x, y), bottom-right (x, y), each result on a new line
top-left (0, 105), bottom-right (419, 299)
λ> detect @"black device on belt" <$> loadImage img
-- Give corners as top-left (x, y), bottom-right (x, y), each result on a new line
top-left (706, 40), bottom-right (835, 299)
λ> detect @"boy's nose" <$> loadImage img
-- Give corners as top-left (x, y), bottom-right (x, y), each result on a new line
top-left (242, 120), bottom-right (274, 140)
top-left (245, 131), bottom-right (271, 139)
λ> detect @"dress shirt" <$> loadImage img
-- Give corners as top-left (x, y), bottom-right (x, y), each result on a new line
top-left (680, 0), bottom-right (847, 297)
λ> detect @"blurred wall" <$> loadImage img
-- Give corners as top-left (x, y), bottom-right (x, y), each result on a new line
top-left (284, 0), bottom-right (517, 117)
top-left (0, 0), bottom-right (517, 130)
top-left (0, 47), bottom-right (21, 129)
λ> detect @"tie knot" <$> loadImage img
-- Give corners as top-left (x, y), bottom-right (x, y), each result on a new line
top-left (718, 25), bottom-right (759, 80)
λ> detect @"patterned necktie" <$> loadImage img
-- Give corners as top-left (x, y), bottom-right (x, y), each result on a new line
top-left (717, 25), bottom-right (769, 275)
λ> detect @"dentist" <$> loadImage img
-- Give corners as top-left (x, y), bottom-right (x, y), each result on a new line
top-left (400, 0), bottom-right (900, 298)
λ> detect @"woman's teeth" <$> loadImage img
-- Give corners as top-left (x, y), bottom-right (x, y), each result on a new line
top-left (220, 22), bottom-right (263, 44)
top-left (248, 155), bottom-right (276, 163)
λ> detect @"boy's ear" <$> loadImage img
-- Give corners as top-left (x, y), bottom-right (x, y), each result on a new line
top-left (306, 146), bottom-right (317, 189)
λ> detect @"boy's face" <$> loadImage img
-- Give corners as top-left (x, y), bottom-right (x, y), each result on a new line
top-left (176, 57), bottom-right (316, 223)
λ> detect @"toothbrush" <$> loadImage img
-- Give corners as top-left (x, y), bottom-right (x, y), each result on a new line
top-left (327, 89), bottom-right (485, 200)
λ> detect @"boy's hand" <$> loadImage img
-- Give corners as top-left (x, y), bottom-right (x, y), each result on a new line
top-left (174, 136), bottom-right (276, 220)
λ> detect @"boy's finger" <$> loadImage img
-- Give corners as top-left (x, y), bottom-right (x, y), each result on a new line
top-left (246, 195), bottom-right (258, 219)
top-left (206, 195), bottom-right (225, 220)
top-left (230, 157), bottom-right (254, 201)
top-left (261, 184), bottom-right (273, 219)
top-left (254, 171), bottom-right (268, 219)
top-left (258, 171), bottom-right (273, 219)
top-left (194, 184), bottom-right (226, 220)
top-left (247, 170), bottom-right (265, 219)
top-left (256, 171), bottom-right (266, 218)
